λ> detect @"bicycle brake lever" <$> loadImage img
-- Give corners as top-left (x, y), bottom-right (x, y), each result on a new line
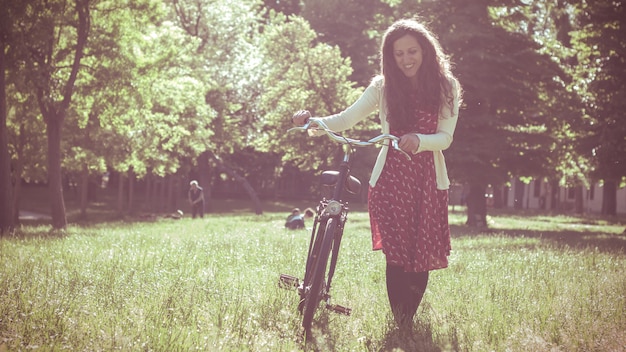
top-left (287, 126), bottom-right (307, 132)
top-left (391, 140), bottom-right (412, 160)
top-left (287, 118), bottom-right (320, 133)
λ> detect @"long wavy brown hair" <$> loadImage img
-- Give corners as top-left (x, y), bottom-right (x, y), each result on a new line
top-left (381, 19), bottom-right (456, 130)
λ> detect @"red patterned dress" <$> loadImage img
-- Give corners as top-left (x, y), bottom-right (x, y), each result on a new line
top-left (368, 107), bottom-right (451, 273)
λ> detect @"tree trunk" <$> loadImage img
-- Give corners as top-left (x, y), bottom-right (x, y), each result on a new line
top-left (210, 153), bottom-right (263, 215)
top-left (11, 123), bottom-right (26, 224)
top-left (502, 185), bottom-right (510, 209)
top-left (166, 175), bottom-right (175, 213)
top-left (12, 177), bottom-right (22, 224)
top-left (0, 37), bottom-right (15, 234)
top-left (117, 172), bottom-right (126, 214)
top-left (169, 175), bottom-right (177, 212)
top-left (151, 176), bottom-right (157, 212)
top-left (199, 151), bottom-right (212, 212)
top-left (172, 174), bottom-right (180, 211)
top-left (37, 0), bottom-right (90, 230)
top-left (513, 179), bottom-right (525, 209)
top-left (601, 179), bottom-right (617, 216)
top-left (128, 169), bottom-right (135, 214)
top-left (80, 163), bottom-right (89, 219)
top-left (159, 176), bottom-right (167, 212)
top-left (574, 185), bottom-right (584, 214)
top-left (549, 179), bottom-right (559, 211)
top-left (47, 115), bottom-right (68, 229)
top-left (492, 184), bottom-right (504, 208)
top-left (145, 174), bottom-right (153, 212)
top-left (466, 182), bottom-right (487, 227)
top-left (150, 177), bottom-right (160, 213)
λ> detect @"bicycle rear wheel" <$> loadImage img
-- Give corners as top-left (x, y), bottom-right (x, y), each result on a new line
top-left (302, 217), bottom-right (337, 332)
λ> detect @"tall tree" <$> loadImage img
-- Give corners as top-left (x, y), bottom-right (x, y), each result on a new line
top-left (59, 0), bottom-right (157, 218)
top-left (493, 0), bottom-right (625, 215)
top-left (385, 0), bottom-right (578, 224)
top-left (169, 0), bottom-right (267, 211)
top-left (301, 0), bottom-right (391, 86)
top-left (0, 1), bottom-right (33, 233)
top-left (256, 14), bottom-right (369, 175)
top-left (473, 0), bottom-right (590, 211)
top-left (0, 2), bottom-right (15, 234)
top-left (570, 0), bottom-right (626, 215)
top-left (107, 17), bottom-right (214, 213)
top-left (15, 0), bottom-right (91, 229)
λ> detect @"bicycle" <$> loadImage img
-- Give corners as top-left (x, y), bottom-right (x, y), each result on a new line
top-left (279, 117), bottom-right (410, 336)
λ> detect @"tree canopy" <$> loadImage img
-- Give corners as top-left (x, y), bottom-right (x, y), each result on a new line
top-left (1, 0), bottom-right (624, 231)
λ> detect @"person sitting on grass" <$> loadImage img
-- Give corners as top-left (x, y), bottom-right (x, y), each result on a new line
top-left (285, 208), bottom-right (315, 230)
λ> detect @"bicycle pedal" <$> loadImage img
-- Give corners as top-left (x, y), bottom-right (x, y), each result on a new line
top-left (326, 304), bottom-right (351, 316)
top-left (279, 274), bottom-right (300, 290)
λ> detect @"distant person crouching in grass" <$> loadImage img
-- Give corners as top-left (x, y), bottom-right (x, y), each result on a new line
top-left (285, 208), bottom-right (315, 229)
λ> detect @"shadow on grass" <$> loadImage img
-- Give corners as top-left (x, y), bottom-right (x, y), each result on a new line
top-left (450, 223), bottom-right (626, 255)
top-left (378, 319), bottom-right (454, 352)
top-left (303, 314), bottom-right (339, 351)
top-left (4, 226), bottom-right (69, 240)
top-left (301, 313), bottom-right (455, 352)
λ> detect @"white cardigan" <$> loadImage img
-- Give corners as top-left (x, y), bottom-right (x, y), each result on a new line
top-left (313, 75), bottom-right (460, 190)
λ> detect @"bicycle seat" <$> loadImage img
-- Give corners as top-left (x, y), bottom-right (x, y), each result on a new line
top-left (320, 171), bottom-right (362, 195)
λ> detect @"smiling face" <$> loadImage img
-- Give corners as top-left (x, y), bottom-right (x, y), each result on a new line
top-left (393, 34), bottom-right (423, 86)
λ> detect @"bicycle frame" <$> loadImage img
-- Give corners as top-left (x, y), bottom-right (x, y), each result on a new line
top-left (302, 143), bottom-right (352, 303)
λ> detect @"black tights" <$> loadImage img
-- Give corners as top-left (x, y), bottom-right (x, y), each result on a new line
top-left (386, 263), bottom-right (429, 326)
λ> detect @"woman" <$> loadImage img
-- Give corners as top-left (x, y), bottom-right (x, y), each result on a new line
top-left (292, 18), bottom-right (461, 327)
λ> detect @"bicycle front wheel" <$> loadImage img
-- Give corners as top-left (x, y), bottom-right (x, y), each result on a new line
top-left (302, 217), bottom-right (337, 332)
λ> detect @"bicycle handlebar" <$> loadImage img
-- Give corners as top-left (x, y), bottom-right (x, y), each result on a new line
top-left (289, 117), bottom-right (411, 160)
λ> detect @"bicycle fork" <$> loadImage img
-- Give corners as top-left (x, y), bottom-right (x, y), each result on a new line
top-left (278, 274), bottom-right (352, 316)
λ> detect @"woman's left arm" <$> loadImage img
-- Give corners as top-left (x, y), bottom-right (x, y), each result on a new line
top-left (414, 79), bottom-right (460, 153)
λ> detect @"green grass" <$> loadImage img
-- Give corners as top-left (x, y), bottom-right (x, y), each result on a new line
top-left (1, 206), bottom-right (625, 351)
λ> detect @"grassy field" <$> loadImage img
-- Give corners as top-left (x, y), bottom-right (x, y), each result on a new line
top-left (1, 200), bottom-right (625, 351)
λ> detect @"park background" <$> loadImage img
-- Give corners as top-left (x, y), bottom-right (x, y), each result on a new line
top-left (0, 1), bottom-right (625, 351)
top-left (0, 0), bottom-right (625, 229)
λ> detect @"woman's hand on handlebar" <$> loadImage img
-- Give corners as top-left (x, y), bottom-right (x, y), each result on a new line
top-left (398, 133), bottom-right (420, 154)
top-left (292, 110), bottom-right (311, 126)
